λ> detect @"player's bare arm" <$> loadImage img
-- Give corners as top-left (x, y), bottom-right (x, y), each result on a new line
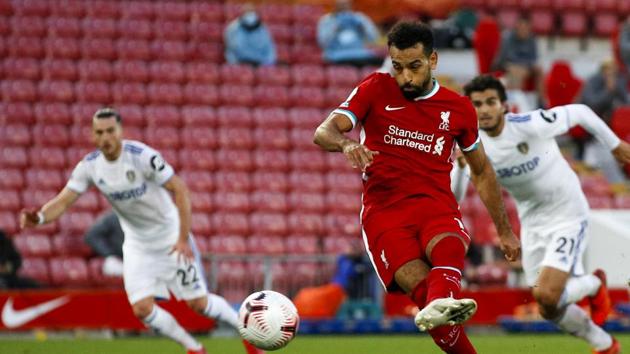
top-left (463, 142), bottom-right (521, 262)
top-left (612, 140), bottom-right (630, 164)
top-left (314, 113), bottom-right (379, 171)
top-left (20, 187), bottom-right (81, 229)
top-left (163, 175), bottom-right (194, 262)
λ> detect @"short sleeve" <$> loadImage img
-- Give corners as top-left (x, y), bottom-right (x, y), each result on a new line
top-left (139, 146), bottom-right (175, 185)
top-left (456, 99), bottom-right (480, 152)
top-left (331, 73), bottom-right (378, 128)
top-left (66, 161), bottom-right (92, 194)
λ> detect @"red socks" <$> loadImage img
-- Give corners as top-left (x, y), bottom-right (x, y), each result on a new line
top-left (428, 325), bottom-right (477, 354)
top-left (411, 279), bottom-right (427, 308)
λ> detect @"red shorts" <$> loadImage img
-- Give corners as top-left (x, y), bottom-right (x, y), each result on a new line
top-left (361, 197), bottom-right (470, 292)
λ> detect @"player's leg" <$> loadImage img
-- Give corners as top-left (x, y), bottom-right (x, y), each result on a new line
top-left (187, 294), bottom-right (238, 328)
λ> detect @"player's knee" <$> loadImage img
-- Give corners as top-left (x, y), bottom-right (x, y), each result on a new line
top-left (187, 297), bottom-right (208, 314)
top-left (132, 302), bottom-right (154, 319)
top-left (532, 287), bottom-right (562, 318)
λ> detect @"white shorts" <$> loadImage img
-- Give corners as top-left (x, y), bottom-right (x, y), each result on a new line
top-left (123, 236), bottom-right (208, 304)
top-left (521, 220), bottom-right (589, 287)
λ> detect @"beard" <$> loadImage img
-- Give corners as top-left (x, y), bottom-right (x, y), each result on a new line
top-left (399, 75), bottom-right (433, 100)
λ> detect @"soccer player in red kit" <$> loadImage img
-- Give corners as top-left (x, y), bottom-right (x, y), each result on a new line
top-left (314, 22), bottom-right (521, 353)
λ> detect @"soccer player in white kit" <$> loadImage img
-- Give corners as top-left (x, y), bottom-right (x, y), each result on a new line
top-left (20, 108), bottom-right (264, 354)
top-left (463, 75), bottom-right (630, 354)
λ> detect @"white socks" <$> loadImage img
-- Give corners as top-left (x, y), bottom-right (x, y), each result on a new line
top-left (203, 293), bottom-right (239, 328)
top-left (143, 305), bottom-right (202, 351)
top-left (557, 274), bottom-right (601, 308)
top-left (554, 304), bottom-right (612, 351)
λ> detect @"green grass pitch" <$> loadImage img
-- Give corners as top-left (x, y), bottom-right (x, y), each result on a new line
top-left (0, 334), bottom-right (628, 354)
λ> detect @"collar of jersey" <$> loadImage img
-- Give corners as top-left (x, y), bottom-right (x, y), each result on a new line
top-left (413, 78), bottom-right (440, 101)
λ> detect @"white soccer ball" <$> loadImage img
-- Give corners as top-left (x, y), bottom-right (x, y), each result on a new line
top-left (238, 290), bottom-right (299, 351)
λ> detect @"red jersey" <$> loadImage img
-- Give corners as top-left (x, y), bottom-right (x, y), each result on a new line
top-left (333, 73), bottom-right (479, 218)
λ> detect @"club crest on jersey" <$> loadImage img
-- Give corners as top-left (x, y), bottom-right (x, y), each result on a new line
top-left (126, 170), bottom-right (136, 182)
top-left (517, 142), bottom-right (529, 154)
top-left (439, 111), bottom-right (450, 131)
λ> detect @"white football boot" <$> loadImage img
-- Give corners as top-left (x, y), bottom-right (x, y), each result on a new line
top-left (414, 298), bottom-right (477, 332)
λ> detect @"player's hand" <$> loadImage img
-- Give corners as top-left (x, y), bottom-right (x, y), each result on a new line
top-left (170, 240), bottom-right (194, 264)
top-left (612, 141), bottom-right (630, 164)
top-left (342, 141), bottom-right (379, 172)
top-left (498, 232), bottom-right (521, 262)
top-left (19, 209), bottom-right (40, 229)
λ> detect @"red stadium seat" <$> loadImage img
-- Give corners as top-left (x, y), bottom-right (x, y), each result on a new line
top-left (47, 17), bottom-right (81, 38)
top-left (182, 106), bottom-right (217, 127)
top-left (86, 1), bottom-right (120, 19)
top-left (25, 169), bottom-right (63, 190)
top-left (69, 125), bottom-right (91, 147)
top-left (2, 80), bottom-right (37, 102)
top-left (116, 39), bottom-right (151, 60)
top-left (181, 127), bottom-right (218, 149)
top-left (530, 10), bottom-right (555, 35)
top-left (151, 40), bottom-right (187, 61)
top-left (180, 170), bottom-right (215, 192)
top-left (247, 234), bottom-right (286, 255)
top-left (220, 85), bottom-right (254, 107)
top-left (185, 62), bottom-right (219, 84)
top-left (217, 127), bottom-right (254, 150)
top-left (326, 66), bottom-right (361, 88)
top-left (0, 169), bottom-right (24, 190)
top-left (290, 44), bottom-right (322, 64)
top-left (38, 80), bottom-right (74, 103)
top-left (189, 21), bottom-right (222, 42)
top-left (289, 191), bottom-right (325, 213)
top-left (0, 211), bottom-right (17, 234)
top-left (50, 0), bottom-right (85, 17)
top-left (553, 0), bottom-right (585, 11)
top-left (117, 104), bottom-right (145, 127)
top-left (259, 3), bottom-right (292, 24)
top-left (73, 190), bottom-right (100, 212)
top-left (255, 66), bottom-right (291, 86)
top-left (1, 124), bottom-right (31, 147)
top-left (58, 212), bottom-right (96, 237)
top-left (289, 150), bottom-right (326, 172)
top-left (291, 65), bottom-right (326, 87)
top-left (65, 147), bottom-right (94, 167)
top-left (149, 61), bottom-right (185, 83)
top-left (216, 149), bottom-right (254, 172)
top-left (472, 17), bottom-right (501, 74)
top-left (325, 213), bottom-right (361, 236)
top-left (249, 213), bottom-right (289, 237)
top-left (251, 191), bottom-right (288, 213)
top-left (289, 171), bottom-right (325, 193)
top-left (41, 59), bottom-right (77, 81)
top-left (254, 127), bottom-right (290, 150)
top-left (32, 124), bottom-right (70, 147)
top-left (587, 195), bottom-right (613, 209)
top-left (323, 236), bottom-right (355, 254)
top-left (326, 192), bottom-right (361, 213)
top-left (45, 37), bottom-right (80, 59)
top-left (0, 147), bottom-right (28, 169)
top-left (214, 191), bottom-right (251, 213)
top-left (113, 60), bottom-right (149, 83)
top-left (14, 234), bottom-right (52, 258)
top-left (0, 15), bottom-right (7, 37)
top-left (191, 212), bottom-right (213, 236)
top-left (290, 87), bottom-right (325, 108)
top-left (112, 82), bottom-right (147, 105)
top-left (0, 189), bottom-right (20, 212)
top-left (3, 102), bottom-right (35, 125)
top-left (19, 258), bottom-right (50, 285)
top-left (179, 149), bottom-right (217, 171)
top-left (75, 81), bottom-right (111, 103)
top-left (117, 19), bottom-right (153, 40)
top-left (252, 171), bottom-right (289, 192)
top-left (87, 258), bottom-right (124, 288)
top-left (29, 147), bottom-right (66, 169)
top-left (153, 21), bottom-right (188, 41)
top-left (11, 16), bottom-right (46, 37)
top-left (81, 38), bottom-right (116, 60)
top-left (14, 0), bottom-right (49, 16)
top-left (82, 18), bottom-right (117, 38)
top-left (190, 192), bottom-right (214, 213)
top-left (496, 9), bottom-right (520, 30)
top-left (254, 85), bottom-right (290, 108)
top-left (144, 126), bottom-right (181, 149)
top-left (220, 64), bottom-right (255, 85)
top-left (189, 2), bottom-right (223, 22)
top-left (561, 11), bottom-right (587, 37)
top-left (285, 235), bottom-right (320, 254)
top-left (289, 107), bottom-right (326, 129)
top-left (9, 36), bottom-right (45, 58)
top-left (78, 60), bottom-right (113, 82)
top-left (212, 212), bottom-right (250, 235)
top-left (49, 257), bottom-right (90, 286)
top-left (326, 172), bottom-right (362, 192)
top-left (4, 58), bottom-right (40, 80)
top-left (216, 106), bottom-right (253, 127)
top-left (184, 83), bottom-right (219, 106)
top-left (144, 105), bottom-right (181, 127)
top-left (188, 42), bottom-right (223, 63)
top-left (121, 2), bottom-right (154, 20)
top-left (267, 23), bottom-right (293, 44)
top-left (288, 212), bottom-right (324, 235)
top-left (593, 13), bottom-right (618, 37)
top-left (254, 150), bottom-right (290, 172)
top-left (71, 103), bottom-right (101, 125)
top-left (208, 235), bottom-right (247, 254)
top-left (292, 4), bottom-right (324, 24)
top-left (35, 102), bottom-right (72, 125)
top-left (147, 83), bottom-right (184, 106)
top-left (290, 128), bottom-right (318, 150)
top-left (292, 23), bottom-right (317, 44)
top-left (252, 107), bottom-right (288, 128)
top-left (155, 2), bottom-right (189, 21)
top-left (214, 171), bottom-right (252, 192)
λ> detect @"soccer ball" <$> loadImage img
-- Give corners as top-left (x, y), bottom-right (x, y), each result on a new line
top-left (238, 290), bottom-right (299, 351)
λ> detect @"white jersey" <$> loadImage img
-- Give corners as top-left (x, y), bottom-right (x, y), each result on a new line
top-left (67, 140), bottom-right (179, 250)
top-left (480, 104), bottom-right (619, 229)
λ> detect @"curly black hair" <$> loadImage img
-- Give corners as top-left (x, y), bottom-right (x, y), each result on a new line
top-left (386, 21), bottom-right (434, 56)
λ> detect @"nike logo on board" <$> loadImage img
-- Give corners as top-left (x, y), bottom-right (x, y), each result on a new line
top-left (1, 296), bottom-right (70, 328)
